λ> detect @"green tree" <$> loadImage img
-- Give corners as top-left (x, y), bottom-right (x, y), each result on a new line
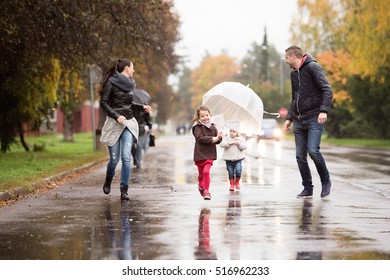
top-left (0, 58), bottom-right (61, 152)
top-left (291, 0), bottom-right (390, 138)
top-left (237, 32), bottom-right (291, 120)
top-left (0, 0), bottom-right (180, 151)
top-left (348, 75), bottom-right (390, 139)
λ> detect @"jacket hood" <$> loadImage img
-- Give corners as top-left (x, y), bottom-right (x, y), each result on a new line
top-left (109, 72), bottom-right (136, 92)
top-left (300, 54), bottom-right (316, 69)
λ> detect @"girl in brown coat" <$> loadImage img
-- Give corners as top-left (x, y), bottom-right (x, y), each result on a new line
top-left (192, 106), bottom-right (222, 200)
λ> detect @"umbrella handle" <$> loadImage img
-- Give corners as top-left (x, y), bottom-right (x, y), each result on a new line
top-left (264, 111), bottom-right (281, 118)
top-left (220, 104), bottom-right (238, 131)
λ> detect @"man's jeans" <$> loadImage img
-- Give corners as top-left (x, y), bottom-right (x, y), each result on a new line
top-left (225, 160), bottom-right (243, 179)
top-left (293, 117), bottom-right (330, 188)
top-left (132, 133), bottom-right (148, 166)
top-left (106, 128), bottom-right (134, 185)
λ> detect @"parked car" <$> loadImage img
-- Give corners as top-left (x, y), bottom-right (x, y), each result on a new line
top-left (257, 118), bottom-right (283, 141)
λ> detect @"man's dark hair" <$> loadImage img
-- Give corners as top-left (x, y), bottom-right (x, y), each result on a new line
top-left (285, 45), bottom-right (303, 58)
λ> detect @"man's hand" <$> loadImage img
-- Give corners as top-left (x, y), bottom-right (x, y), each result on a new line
top-left (318, 112), bottom-right (328, 124)
top-left (144, 105), bottom-right (152, 113)
top-left (283, 120), bottom-right (292, 132)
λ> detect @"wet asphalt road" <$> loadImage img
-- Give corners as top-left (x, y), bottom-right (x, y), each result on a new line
top-left (0, 134), bottom-right (389, 260)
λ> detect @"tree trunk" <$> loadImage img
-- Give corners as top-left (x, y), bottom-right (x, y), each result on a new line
top-left (63, 111), bottom-right (74, 142)
top-left (18, 123), bottom-right (30, 152)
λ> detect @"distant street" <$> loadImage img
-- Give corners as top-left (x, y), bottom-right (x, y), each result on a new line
top-left (0, 134), bottom-right (389, 260)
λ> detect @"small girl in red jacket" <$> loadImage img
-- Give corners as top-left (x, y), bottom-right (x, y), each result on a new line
top-left (192, 106), bottom-right (222, 200)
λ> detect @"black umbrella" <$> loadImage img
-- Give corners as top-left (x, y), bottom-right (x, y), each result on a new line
top-left (133, 89), bottom-right (150, 105)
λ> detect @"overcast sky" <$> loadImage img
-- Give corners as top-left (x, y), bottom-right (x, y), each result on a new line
top-left (172, 0), bottom-right (298, 68)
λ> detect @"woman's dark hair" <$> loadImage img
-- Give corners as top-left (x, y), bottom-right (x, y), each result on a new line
top-left (99, 58), bottom-right (132, 96)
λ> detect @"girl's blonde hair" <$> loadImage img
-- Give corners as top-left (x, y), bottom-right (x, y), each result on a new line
top-left (192, 105), bottom-right (211, 122)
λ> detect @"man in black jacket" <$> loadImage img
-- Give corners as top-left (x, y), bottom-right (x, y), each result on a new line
top-left (131, 89), bottom-right (152, 169)
top-left (283, 45), bottom-right (332, 198)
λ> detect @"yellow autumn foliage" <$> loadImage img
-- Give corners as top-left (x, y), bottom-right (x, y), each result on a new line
top-left (292, 0), bottom-right (389, 81)
top-left (189, 55), bottom-right (239, 111)
top-left (317, 50), bottom-right (355, 104)
top-left (41, 58), bottom-right (61, 104)
top-left (343, 0), bottom-right (390, 80)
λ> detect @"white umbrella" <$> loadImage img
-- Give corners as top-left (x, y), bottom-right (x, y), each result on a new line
top-left (202, 81), bottom-right (264, 134)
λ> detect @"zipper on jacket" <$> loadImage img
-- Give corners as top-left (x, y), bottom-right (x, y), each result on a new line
top-left (296, 70), bottom-right (301, 120)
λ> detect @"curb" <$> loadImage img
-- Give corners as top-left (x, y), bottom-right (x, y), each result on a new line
top-left (0, 158), bottom-right (108, 202)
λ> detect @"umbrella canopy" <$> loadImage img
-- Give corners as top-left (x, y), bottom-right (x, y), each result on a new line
top-left (202, 81), bottom-right (264, 134)
top-left (133, 89), bottom-right (150, 104)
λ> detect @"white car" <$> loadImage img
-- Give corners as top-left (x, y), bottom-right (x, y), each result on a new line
top-left (257, 119), bottom-right (283, 141)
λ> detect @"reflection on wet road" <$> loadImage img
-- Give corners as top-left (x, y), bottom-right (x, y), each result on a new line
top-left (0, 135), bottom-right (389, 260)
top-left (224, 193), bottom-right (241, 259)
top-left (101, 202), bottom-right (132, 259)
top-left (194, 208), bottom-right (217, 260)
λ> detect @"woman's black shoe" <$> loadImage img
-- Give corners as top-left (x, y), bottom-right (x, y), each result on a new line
top-left (120, 184), bottom-right (129, 201)
top-left (103, 177), bottom-right (113, 194)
